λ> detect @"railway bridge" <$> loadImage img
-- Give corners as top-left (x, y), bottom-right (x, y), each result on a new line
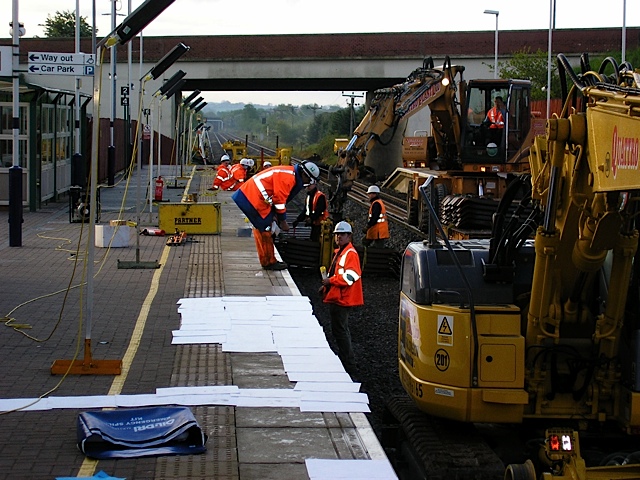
top-left (9, 28), bottom-right (639, 101)
top-left (0, 28), bottom-right (637, 209)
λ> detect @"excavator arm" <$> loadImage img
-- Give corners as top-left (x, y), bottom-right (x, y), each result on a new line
top-left (502, 53), bottom-right (640, 480)
top-left (329, 56), bottom-right (465, 215)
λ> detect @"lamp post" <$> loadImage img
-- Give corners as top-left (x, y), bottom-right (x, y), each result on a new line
top-left (129, 46), bottom-right (188, 262)
top-left (177, 90), bottom-right (200, 167)
top-left (9, 4), bottom-right (25, 247)
top-left (546, 0), bottom-right (555, 119)
top-left (148, 72), bottom-right (186, 217)
top-left (51, 0), bottom-right (179, 376)
top-left (622, 0), bottom-right (627, 63)
top-left (183, 96), bottom-right (204, 167)
top-left (484, 10), bottom-right (499, 79)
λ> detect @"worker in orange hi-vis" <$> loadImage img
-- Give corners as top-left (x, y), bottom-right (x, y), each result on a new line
top-left (209, 154), bottom-right (234, 190)
top-left (231, 161), bottom-right (321, 271)
top-left (229, 158), bottom-right (254, 191)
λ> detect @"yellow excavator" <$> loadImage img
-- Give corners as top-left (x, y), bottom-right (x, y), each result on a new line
top-left (393, 53), bottom-right (640, 479)
top-left (329, 56), bottom-right (545, 237)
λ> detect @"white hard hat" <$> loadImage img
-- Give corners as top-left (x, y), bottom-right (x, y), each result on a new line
top-left (240, 158), bottom-right (254, 167)
top-left (300, 161), bottom-right (321, 182)
top-left (221, 154), bottom-right (230, 162)
top-left (333, 221), bottom-right (353, 234)
top-left (367, 185), bottom-right (381, 194)
top-left (263, 161), bottom-right (272, 167)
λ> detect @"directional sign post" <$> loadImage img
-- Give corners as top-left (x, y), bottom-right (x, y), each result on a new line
top-left (28, 52), bottom-right (95, 76)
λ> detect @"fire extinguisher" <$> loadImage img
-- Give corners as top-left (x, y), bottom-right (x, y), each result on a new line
top-left (154, 176), bottom-right (164, 202)
top-left (141, 227), bottom-right (165, 236)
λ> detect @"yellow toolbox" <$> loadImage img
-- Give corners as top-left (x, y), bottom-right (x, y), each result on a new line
top-left (158, 203), bottom-right (221, 234)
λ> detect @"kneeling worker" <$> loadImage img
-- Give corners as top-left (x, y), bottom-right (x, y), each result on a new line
top-left (232, 161), bottom-right (321, 270)
top-left (229, 158), bottom-right (254, 191)
top-left (210, 154), bottom-right (233, 190)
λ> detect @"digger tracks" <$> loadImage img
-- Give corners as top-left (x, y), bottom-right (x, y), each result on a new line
top-left (384, 395), bottom-right (505, 480)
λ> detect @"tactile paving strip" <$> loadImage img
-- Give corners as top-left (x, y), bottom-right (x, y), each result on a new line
top-left (185, 234), bottom-right (224, 298)
top-left (155, 170), bottom-right (238, 479)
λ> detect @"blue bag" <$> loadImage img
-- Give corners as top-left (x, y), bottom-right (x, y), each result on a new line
top-left (77, 406), bottom-right (207, 459)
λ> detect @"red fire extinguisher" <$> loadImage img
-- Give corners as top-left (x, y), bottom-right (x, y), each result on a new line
top-left (154, 176), bottom-right (164, 202)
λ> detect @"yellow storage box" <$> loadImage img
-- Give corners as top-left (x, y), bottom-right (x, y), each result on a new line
top-left (158, 203), bottom-right (221, 234)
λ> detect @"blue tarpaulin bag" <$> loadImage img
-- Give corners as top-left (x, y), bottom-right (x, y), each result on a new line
top-left (77, 406), bottom-right (207, 459)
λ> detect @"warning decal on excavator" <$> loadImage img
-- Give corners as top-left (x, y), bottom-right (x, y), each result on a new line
top-left (437, 315), bottom-right (453, 346)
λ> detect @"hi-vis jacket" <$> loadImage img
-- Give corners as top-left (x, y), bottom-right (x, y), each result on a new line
top-left (212, 163), bottom-right (234, 190)
top-left (305, 189), bottom-right (329, 225)
top-left (487, 106), bottom-right (505, 129)
top-left (231, 164), bottom-right (304, 231)
top-left (229, 163), bottom-right (247, 191)
top-left (366, 198), bottom-right (390, 240)
top-left (323, 243), bottom-right (364, 307)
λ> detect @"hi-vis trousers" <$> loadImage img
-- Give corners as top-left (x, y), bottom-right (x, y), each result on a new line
top-left (253, 228), bottom-right (277, 267)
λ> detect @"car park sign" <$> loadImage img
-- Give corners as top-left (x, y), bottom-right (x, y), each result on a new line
top-left (28, 51), bottom-right (95, 76)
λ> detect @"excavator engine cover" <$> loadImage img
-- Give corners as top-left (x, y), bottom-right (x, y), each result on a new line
top-left (400, 240), bottom-right (534, 307)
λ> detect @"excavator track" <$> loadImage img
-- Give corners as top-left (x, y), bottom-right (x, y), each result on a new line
top-left (383, 395), bottom-right (504, 480)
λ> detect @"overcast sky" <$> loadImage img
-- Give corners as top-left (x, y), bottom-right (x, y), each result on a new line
top-left (5, 0), bottom-right (639, 106)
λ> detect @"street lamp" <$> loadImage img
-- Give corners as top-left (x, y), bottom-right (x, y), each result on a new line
top-left (8, 11), bottom-right (26, 247)
top-left (151, 76), bottom-right (187, 211)
top-left (484, 10), bottom-right (499, 79)
top-left (622, 0), bottom-right (627, 63)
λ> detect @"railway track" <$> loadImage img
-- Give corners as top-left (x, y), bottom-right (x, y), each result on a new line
top-left (213, 132), bottom-right (428, 238)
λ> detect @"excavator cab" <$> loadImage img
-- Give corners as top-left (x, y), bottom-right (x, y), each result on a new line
top-left (461, 79), bottom-right (534, 168)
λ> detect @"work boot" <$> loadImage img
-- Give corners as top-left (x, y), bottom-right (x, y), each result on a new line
top-left (264, 261), bottom-right (288, 271)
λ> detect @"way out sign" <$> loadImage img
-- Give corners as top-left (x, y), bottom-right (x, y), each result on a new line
top-left (27, 51), bottom-right (95, 76)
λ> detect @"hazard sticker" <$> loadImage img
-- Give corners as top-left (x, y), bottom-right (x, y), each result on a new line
top-left (437, 315), bottom-right (453, 346)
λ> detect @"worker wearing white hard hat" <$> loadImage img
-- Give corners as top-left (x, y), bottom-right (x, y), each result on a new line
top-left (319, 219), bottom-right (363, 375)
top-left (262, 161), bottom-right (272, 170)
top-left (300, 161), bottom-right (321, 186)
top-left (210, 154), bottom-right (233, 190)
top-left (363, 184), bottom-right (389, 247)
top-left (231, 161), bottom-right (317, 271)
top-left (229, 158), bottom-right (254, 191)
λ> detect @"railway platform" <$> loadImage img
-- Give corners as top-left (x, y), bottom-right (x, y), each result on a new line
top-left (0, 164), bottom-right (396, 480)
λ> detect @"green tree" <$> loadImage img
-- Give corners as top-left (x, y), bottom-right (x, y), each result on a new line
top-left (43, 10), bottom-right (95, 38)
top-left (496, 48), bottom-right (560, 100)
top-left (239, 104), bottom-right (261, 131)
top-left (306, 113), bottom-right (331, 144)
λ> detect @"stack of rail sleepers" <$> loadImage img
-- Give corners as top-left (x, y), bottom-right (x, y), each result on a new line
top-left (440, 195), bottom-right (534, 231)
